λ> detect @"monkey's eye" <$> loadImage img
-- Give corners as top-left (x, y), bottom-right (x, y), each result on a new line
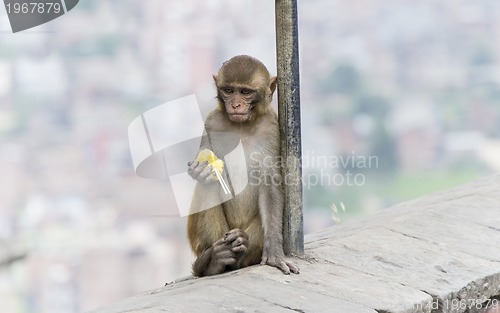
top-left (223, 88), bottom-right (234, 94)
top-left (240, 89), bottom-right (253, 95)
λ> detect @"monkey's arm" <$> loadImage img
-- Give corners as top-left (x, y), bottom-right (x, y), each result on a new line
top-left (192, 230), bottom-right (247, 276)
top-left (258, 180), bottom-right (300, 275)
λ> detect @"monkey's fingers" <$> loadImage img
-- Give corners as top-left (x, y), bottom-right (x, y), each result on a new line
top-left (231, 244), bottom-right (247, 253)
top-left (195, 161), bottom-right (209, 173)
top-left (224, 229), bottom-right (248, 242)
top-left (189, 161), bottom-right (214, 183)
top-left (224, 234), bottom-right (242, 245)
top-left (274, 259), bottom-right (290, 275)
top-left (262, 256), bottom-right (290, 275)
top-left (188, 160), bottom-right (207, 177)
top-left (286, 261), bottom-right (300, 274)
top-left (198, 165), bottom-right (214, 181)
top-left (277, 260), bottom-right (292, 275)
top-left (219, 257), bottom-right (237, 266)
top-left (215, 249), bottom-right (235, 259)
top-left (261, 253), bottom-right (295, 275)
top-left (212, 238), bottom-right (229, 249)
top-left (187, 160), bottom-right (199, 174)
top-left (214, 249), bottom-right (237, 266)
top-left (231, 236), bottom-right (247, 248)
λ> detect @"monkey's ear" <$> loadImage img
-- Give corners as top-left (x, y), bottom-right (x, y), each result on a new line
top-left (269, 76), bottom-right (278, 95)
top-left (212, 74), bottom-right (218, 84)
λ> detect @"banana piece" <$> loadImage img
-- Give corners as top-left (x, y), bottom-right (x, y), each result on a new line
top-left (196, 149), bottom-right (224, 177)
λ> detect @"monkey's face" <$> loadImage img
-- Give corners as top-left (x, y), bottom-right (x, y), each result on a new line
top-left (219, 86), bottom-right (260, 123)
top-left (213, 55), bottom-right (277, 124)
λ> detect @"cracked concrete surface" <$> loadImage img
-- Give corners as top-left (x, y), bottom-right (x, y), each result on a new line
top-left (88, 174), bottom-right (500, 313)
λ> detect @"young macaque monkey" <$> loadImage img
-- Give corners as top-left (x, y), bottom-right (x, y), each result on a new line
top-left (186, 55), bottom-right (299, 277)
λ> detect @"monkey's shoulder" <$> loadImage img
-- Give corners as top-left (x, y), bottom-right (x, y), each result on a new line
top-left (204, 108), bottom-right (232, 131)
top-left (254, 111), bottom-right (279, 138)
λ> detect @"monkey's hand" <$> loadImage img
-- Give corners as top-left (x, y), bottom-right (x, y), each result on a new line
top-left (224, 228), bottom-right (248, 261)
top-left (206, 229), bottom-right (248, 274)
top-left (261, 243), bottom-right (300, 275)
top-left (205, 238), bottom-right (236, 275)
top-left (187, 160), bottom-right (218, 184)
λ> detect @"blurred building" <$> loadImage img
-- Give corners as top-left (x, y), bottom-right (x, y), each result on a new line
top-left (0, 1), bottom-right (499, 312)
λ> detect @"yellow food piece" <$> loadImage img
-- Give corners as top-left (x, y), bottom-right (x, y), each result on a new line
top-left (211, 159), bottom-right (224, 173)
top-left (196, 149), bottom-right (224, 175)
top-left (197, 149), bottom-right (216, 164)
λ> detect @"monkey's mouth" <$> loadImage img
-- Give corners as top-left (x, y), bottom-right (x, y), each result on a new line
top-left (229, 113), bottom-right (250, 122)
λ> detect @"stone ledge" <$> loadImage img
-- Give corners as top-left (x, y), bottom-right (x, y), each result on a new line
top-left (89, 174), bottom-right (500, 313)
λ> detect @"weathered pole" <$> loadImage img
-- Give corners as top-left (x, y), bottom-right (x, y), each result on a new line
top-left (275, 0), bottom-right (304, 255)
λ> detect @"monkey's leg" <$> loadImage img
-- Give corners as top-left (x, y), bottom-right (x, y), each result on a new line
top-left (189, 205), bottom-right (231, 277)
top-left (238, 217), bottom-right (264, 268)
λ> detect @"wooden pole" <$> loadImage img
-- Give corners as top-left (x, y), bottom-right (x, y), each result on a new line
top-left (275, 0), bottom-right (304, 255)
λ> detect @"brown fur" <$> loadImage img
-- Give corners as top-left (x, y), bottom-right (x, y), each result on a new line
top-left (186, 55), bottom-right (298, 276)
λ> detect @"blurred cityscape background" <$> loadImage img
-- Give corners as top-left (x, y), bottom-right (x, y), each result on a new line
top-left (0, 0), bottom-right (499, 312)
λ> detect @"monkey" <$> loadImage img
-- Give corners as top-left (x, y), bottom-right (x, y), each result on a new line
top-left (186, 55), bottom-right (299, 277)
